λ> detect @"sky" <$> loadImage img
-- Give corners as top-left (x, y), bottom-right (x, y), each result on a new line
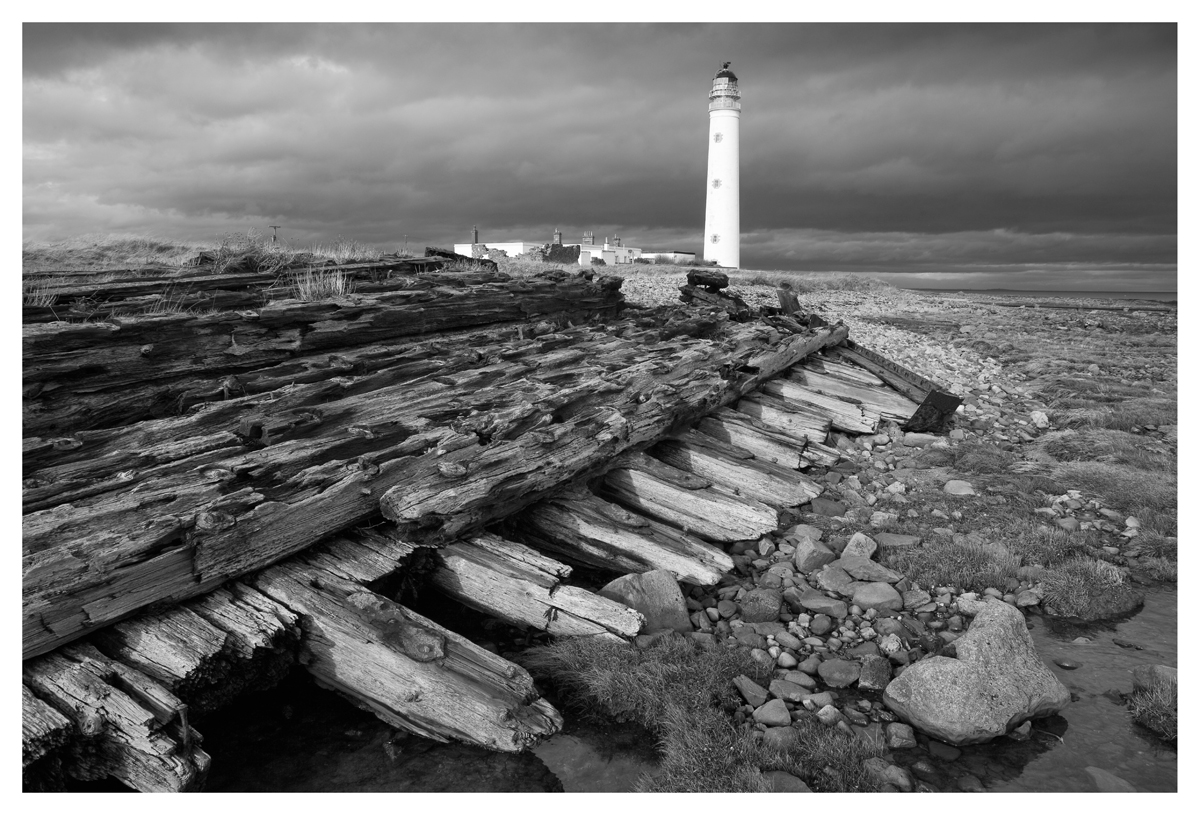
top-left (22, 22), bottom-right (1178, 290)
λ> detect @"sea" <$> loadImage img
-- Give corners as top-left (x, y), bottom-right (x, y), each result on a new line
top-left (907, 288), bottom-right (1177, 304)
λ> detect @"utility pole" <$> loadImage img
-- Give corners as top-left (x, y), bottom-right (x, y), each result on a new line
top-left (269, 225), bottom-right (281, 244)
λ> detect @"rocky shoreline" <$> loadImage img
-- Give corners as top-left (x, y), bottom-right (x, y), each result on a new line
top-left (603, 275), bottom-right (1177, 791)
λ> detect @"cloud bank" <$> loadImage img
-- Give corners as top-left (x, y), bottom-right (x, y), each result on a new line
top-left (23, 23), bottom-right (1177, 290)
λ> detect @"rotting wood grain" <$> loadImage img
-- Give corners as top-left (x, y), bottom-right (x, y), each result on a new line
top-left (23, 319), bottom-right (845, 659)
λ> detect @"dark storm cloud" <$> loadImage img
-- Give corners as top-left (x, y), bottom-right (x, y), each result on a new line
top-left (22, 23), bottom-right (1176, 289)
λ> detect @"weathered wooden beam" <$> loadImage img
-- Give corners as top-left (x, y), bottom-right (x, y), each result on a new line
top-left (23, 644), bottom-right (210, 792)
top-left (22, 684), bottom-right (71, 783)
top-left (600, 452), bottom-right (778, 543)
top-left (735, 391), bottom-right (833, 445)
top-left (431, 533), bottom-right (644, 640)
top-left (23, 321), bottom-right (847, 659)
top-left (787, 364), bottom-right (920, 423)
top-left (649, 429), bottom-right (823, 508)
top-left (252, 555), bottom-right (563, 752)
top-left (761, 378), bottom-right (880, 434)
top-left (379, 323), bottom-right (849, 539)
top-left (696, 407), bottom-right (808, 470)
top-left (90, 584), bottom-right (300, 716)
top-left (510, 489), bottom-right (733, 585)
top-left (24, 270), bottom-right (624, 435)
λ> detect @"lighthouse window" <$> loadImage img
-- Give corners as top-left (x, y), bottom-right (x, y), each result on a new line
top-left (710, 234), bottom-right (720, 244)
top-left (713, 133), bottom-right (723, 143)
top-left (712, 179), bottom-right (722, 188)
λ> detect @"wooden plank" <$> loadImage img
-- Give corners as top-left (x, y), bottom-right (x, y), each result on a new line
top-left (600, 453), bottom-right (778, 542)
top-left (696, 408), bottom-right (808, 470)
top-left (23, 644), bottom-right (210, 792)
top-left (22, 685), bottom-right (71, 768)
top-left (735, 391), bottom-right (832, 445)
top-left (512, 489), bottom-right (734, 585)
top-left (431, 533), bottom-right (644, 640)
top-left (650, 429), bottom-right (823, 507)
top-left (252, 557), bottom-right (563, 752)
top-left (761, 378), bottom-right (879, 434)
top-left (787, 366), bottom-right (920, 422)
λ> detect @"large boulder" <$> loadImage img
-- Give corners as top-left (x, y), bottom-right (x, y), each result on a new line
top-left (882, 599), bottom-right (1070, 744)
top-left (598, 569), bottom-right (689, 634)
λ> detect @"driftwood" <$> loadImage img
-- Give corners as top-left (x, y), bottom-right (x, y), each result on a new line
top-left (825, 341), bottom-right (961, 432)
top-left (761, 378), bottom-right (880, 434)
top-left (686, 269), bottom-right (729, 289)
top-left (678, 284), bottom-right (751, 320)
top-left (510, 489), bottom-right (734, 585)
top-left (23, 644), bottom-right (210, 792)
top-left (736, 391), bottom-right (833, 445)
top-left (431, 533), bottom-right (645, 640)
top-left (649, 429), bottom-right (823, 508)
top-left (600, 452), bottom-right (779, 543)
top-left (776, 287), bottom-right (802, 316)
top-left (786, 365), bottom-right (919, 423)
top-left (252, 550), bottom-right (563, 752)
top-left (24, 270), bottom-right (624, 435)
top-left (697, 407), bottom-right (807, 470)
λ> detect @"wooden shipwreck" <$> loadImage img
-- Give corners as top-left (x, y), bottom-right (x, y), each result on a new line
top-left (22, 252), bottom-right (960, 791)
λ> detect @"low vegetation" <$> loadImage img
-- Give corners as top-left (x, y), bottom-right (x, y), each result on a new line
top-left (284, 268), bottom-right (357, 301)
top-left (521, 634), bottom-right (882, 792)
top-left (1128, 674), bottom-right (1177, 743)
top-left (1038, 557), bottom-right (1142, 619)
top-left (22, 234), bottom-right (208, 273)
top-left (22, 230), bottom-right (385, 276)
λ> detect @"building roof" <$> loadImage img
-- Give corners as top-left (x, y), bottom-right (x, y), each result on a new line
top-left (715, 62), bottom-right (737, 81)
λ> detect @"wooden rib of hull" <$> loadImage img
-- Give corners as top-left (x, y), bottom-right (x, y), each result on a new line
top-left (599, 453), bottom-right (778, 543)
top-left (761, 378), bottom-right (879, 434)
top-left (431, 533), bottom-right (645, 640)
top-left (252, 557), bottom-right (563, 752)
top-left (649, 430), bottom-right (823, 508)
top-left (23, 644), bottom-right (210, 792)
top-left (511, 490), bottom-right (733, 585)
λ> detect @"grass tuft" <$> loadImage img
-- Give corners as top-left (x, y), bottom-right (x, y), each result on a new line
top-left (885, 535), bottom-right (1022, 593)
top-left (1128, 674), bottom-right (1177, 742)
top-left (22, 277), bottom-right (58, 307)
top-left (1039, 557), bottom-right (1141, 620)
top-left (284, 268), bottom-right (357, 301)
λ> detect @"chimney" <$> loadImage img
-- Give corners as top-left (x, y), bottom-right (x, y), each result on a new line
top-left (472, 225), bottom-right (478, 244)
top-left (552, 228), bottom-right (562, 245)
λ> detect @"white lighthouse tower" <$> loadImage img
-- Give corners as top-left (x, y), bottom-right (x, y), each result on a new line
top-left (703, 62), bottom-right (741, 268)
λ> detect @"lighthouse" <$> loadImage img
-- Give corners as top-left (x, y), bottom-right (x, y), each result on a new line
top-left (703, 62), bottom-right (741, 268)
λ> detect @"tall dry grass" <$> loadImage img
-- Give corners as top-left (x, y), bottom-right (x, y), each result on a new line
top-left (23, 230), bottom-right (386, 275)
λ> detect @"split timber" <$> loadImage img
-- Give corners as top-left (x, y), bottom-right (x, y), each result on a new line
top-left (22, 257), bottom-right (960, 791)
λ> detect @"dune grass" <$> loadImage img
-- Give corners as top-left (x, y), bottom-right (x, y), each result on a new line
top-left (283, 268), bottom-right (357, 301)
top-left (23, 230), bottom-right (385, 276)
top-left (520, 635), bottom-right (882, 792)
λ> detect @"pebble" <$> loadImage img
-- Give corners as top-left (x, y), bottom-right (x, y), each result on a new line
top-left (886, 722), bottom-right (918, 750)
